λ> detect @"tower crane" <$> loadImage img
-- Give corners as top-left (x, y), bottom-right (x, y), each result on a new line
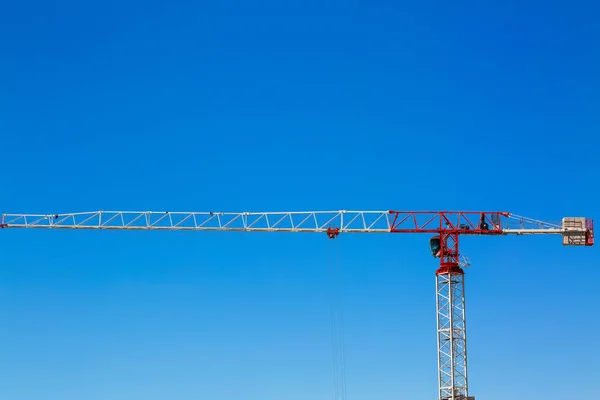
top-left (1, 209), bottom-right (594, 400)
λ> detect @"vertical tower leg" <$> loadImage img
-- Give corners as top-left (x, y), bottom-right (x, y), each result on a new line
top-left (436, 232), bottom-right (469, 400)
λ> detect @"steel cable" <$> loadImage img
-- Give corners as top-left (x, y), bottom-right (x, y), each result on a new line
top-left (329, 239), bottom-right (347, 400)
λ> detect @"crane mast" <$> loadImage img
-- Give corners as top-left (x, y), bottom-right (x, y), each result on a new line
top-left (1, 210), bottom-right (594, 400)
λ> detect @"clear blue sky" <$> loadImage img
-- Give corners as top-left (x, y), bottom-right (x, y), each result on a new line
top-left (0, 1), bottom-right (598, 399)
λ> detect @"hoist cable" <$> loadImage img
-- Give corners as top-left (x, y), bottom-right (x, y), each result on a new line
top-left (329, 239), bottom-right (347, 400)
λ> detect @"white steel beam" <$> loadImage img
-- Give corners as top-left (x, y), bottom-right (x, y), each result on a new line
top-left (0, 211), bottom-right (392, 233)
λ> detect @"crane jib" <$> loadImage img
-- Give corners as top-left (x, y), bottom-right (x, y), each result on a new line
top-left (0, 210), bottom-right (593, 244)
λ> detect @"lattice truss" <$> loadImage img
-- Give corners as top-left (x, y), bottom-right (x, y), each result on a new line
top-left (1, 210), bottom-right (392, 232)
top-left (0, 210), bottom-right (568, 234)
top-left (436, 273), bottom-right (468, 400)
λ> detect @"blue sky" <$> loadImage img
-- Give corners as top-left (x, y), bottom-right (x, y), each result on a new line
top-left (0, 1), bottom-right (598, 399)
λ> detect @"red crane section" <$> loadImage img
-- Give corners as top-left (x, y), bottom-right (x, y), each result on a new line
top-left (388, 211), bottom-right (508, 234)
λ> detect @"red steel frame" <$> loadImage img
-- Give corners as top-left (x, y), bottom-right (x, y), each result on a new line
top-left (388, 211), bottom-right (509, 235)
top-left (586, 219), bottom-right (594, 246)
